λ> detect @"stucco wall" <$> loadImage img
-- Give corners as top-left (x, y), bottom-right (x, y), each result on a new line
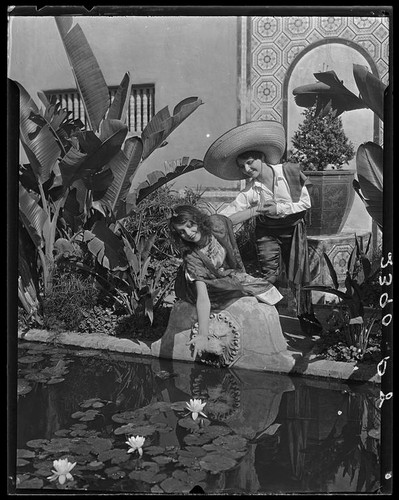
top-left (8, 15), bottom-right (239, 191)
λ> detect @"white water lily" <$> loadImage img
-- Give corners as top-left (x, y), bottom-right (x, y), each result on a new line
top-left (47, 458), bottom-right (77, 484)
top-left (186, 398), bottom-right (207, 420)
top-left (126, 435), bottom-right (145, 457)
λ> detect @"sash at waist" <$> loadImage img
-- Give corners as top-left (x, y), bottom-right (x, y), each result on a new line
top-left (255, 211), bottom-right (306, 235)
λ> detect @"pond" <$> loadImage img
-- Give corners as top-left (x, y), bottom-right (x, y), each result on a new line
top-left (13, 340), bottom-right (381, 494)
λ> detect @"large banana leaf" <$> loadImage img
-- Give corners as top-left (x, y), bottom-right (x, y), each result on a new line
top-left (141, 97), bottom-right (203, 159)
top-left (94, 136), bottom-right (143, 219)
top-left (354, 142), bottom-right (383, 229)
top-left (83, 220), bottom-right (128, 271)
top-left (17, 81), bottom-right (61, 184)
top-left (353, 64), bottom-right (386, 121)
top-left (106, 72), bottom-right (132, 123)
top-left (55, 16), bottom-right (110, 132)
top-left (59, 119), bottom-right (127, 188)
top-left (293, 70), bottom-right (367, 118)
top-left (128, 157), bottom-right (204, 208)
top-left (19, 183), bottom-right (48, 248)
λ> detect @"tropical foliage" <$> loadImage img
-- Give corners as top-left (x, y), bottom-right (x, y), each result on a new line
top-left (17, 16), bottom-right (205, 326)
top-left (303, 234), bottom-right (381, 360)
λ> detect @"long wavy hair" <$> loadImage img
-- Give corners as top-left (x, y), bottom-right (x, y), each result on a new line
top-left (168, 205), bottom-right (212, 255)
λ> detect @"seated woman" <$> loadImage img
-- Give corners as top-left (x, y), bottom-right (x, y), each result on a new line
top-left (165, 205), bottom-right (293, 367)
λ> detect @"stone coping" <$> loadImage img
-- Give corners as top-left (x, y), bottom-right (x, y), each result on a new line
top-left (17, 327), bottom-right (380, 385)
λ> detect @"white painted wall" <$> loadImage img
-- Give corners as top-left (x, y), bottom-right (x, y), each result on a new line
top-left (8, 15), bottom-right (239, 191)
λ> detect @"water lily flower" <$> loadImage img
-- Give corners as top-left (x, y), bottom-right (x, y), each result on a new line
top-left (126, 435), bottom-right (145, 457)
top-left (186, 398), bottom-right (207, 420)
top-left (47, 458), bottom-right (77, 484)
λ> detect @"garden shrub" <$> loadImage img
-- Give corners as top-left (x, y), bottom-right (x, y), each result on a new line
top-left (42, 271), bottom-right (99, 332)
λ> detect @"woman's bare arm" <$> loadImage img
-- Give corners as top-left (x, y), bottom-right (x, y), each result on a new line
top-left (195, 280), bottom-right (211, 337)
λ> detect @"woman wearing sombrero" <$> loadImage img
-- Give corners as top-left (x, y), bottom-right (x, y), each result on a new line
top-left (203, 120), bottom-right (321, 334)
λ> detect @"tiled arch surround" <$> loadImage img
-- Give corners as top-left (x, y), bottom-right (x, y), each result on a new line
top-left (238, 15), bottom-right (389, 143)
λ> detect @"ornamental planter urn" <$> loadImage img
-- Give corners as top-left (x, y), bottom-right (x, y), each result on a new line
top-left (303, 169), bottom-right (356, 236)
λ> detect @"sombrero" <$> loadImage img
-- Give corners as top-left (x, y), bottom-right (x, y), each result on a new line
top-left (203, 120), bottom-right (286, 181)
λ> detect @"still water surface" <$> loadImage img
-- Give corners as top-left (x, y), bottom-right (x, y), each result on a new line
top-left (15, 340), bottom-right (381, 494)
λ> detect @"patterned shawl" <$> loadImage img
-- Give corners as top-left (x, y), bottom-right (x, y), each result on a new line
top-left (175, 214), bottom-right (275, 309)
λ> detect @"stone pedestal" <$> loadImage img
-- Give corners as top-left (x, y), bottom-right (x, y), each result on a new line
top-left (150, 297), bottom-right (297, 373)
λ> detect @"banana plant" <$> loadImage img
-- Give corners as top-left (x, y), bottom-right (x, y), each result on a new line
top-left (292, 63), bottom-right (386, 229)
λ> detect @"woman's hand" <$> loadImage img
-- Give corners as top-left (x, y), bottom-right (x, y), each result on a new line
top-left (187, 335), bottom-right (209, 359)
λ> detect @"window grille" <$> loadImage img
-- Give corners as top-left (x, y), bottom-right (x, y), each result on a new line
top-left (45, 84), bottom-right (155, 133)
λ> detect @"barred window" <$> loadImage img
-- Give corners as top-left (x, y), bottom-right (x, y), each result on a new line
top-left (45, 84), bottom-right (155, 133)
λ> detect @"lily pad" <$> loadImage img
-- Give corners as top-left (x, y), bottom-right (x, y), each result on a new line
top-left (16, 458), bottom-right (30, 467)
top-left (152, 455), bottom-right (174, 466)
top-left (145, 446), bottom-right (165, 456)
top-left (41, 438), bottom-right (73, 453)
top-left (183, 446), bottom-right (207, 457)
top-left (26, 439), bottom-right (50, 449)
top-left (178, 417), bottom-right (201, 429)
top-left (104, 466), bottom-right (126, 479)
top-left (170, 401), bottom-right (189, 412)
top-left (199, 452), bottom-right (237, 473)
top-left (16, 476), bottom-right (44, 489)
top-left (112, 410), bottom-right (146, 424)
top-left (46, 377), bottom-right (65, 384)
top-left (212, 434), bottom-right (248, 451)
top-left (129, 469), bottom-right (167, 484)
top-left (159, 476), bottom-right (191, 493)
top-left (86, 436), bottom-right (113, 454)
top-left (80, 398), bottom-right (107, 409)
top-left (97, 448), bottom-right (131, 464)
top-left (71, 409), bottom-right (99, 421)
top-left (17, 449), bottom-right (36, 459)
top-left (183, 433), bottom-right (213, 446)
top-left (24, 373), bottom-right (48, 383)
top-left (87, 460), bottom-right (105, 470)
top-left (114, 423), bottom-right (157, 436)
top-left (17, 379), bottom-right (32, 396)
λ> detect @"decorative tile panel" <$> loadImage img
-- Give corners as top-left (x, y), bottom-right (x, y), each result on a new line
top-left (246, 15), bottom-right (390, 123)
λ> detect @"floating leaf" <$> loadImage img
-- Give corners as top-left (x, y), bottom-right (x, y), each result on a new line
top-left (104, 466), bottom-right (126, 479)
top-left (17, 379), bottom-right (32, 396)
top-left (112, 410), bottom-right (146, 424)
top-left (17, 449), bottom-right (35, 459)
top-left (87, 460), bottom-right (105, 470)
top-left (46, 377), bottom-right (65, 385)
top-left (26, 439), bottom-right (50, 449)
top-left (114, 423), bottom-right (157, 436)
top-left (16, 476), bottom-right (44, 489)
top-left (16, 458), bottom-right (30, 467)
top-left (152, 455), bottom-right (173, 466)
top-left (129, 469), bottom-right (167, 484)
top-left (159, 476), bottom-right (190, 493)
top-left (199, 452), bottom-right (237, 473)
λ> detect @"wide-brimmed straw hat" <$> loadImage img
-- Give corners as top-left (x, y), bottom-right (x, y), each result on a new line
top-left (203, 120), bottom-right (286, 181)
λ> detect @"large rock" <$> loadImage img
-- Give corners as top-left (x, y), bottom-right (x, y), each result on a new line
top-left (151, 297), bottom-right (298, 373)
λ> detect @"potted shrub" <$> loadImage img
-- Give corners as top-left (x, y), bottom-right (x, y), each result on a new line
top-left (289, 105), bottom-right (356, 236)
